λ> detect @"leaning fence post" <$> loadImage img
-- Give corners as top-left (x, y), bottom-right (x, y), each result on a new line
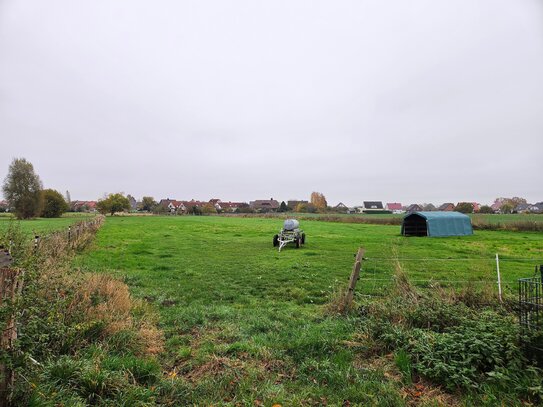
top-left (496, 253), bottom-right (502, 303)
top-left (344, 248), bottom-right (365, 312)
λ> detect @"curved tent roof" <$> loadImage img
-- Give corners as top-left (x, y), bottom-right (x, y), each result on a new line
top-left (401, 211), bottom-right (473, 237)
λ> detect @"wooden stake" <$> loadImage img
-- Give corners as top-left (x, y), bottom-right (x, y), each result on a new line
top-left (0, 265), bottom-right (22, 407)
top-left (344, 248), bottom-right (365, 312)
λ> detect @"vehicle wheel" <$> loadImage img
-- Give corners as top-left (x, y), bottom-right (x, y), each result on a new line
top-left (301, 233), bottom-right (306, 245)
top-left (273, 234), bottom-right (279, 247)
top-left (295, 238), bottom-right (301, 248)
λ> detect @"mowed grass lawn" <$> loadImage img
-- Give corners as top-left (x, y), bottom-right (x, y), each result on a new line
top-left (73, 216), bottom-right (543, 405)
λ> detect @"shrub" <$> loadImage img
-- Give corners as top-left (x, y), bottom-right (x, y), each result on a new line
top-left (360, 276), bottom-right (543, 403)
top-left (41, 189), bottom-right (69, 218)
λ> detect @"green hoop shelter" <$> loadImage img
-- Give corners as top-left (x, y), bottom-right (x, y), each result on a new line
top-left (401, 211), bottom-right (473, 237)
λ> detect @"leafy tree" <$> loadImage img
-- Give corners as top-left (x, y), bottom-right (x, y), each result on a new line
top-left (188, 205), bottom-right (202, 215)
top-left (141, 196), bottom-right (156, 212)
top-left (478, 205), bottom-right (494, 214)
top-left (296, 202), bottom-right (317, 213)
top-left (201, 203), bottom-right (217, 215)
top-left (455, 202), bottom-right (474, 214)
top-left (278, 201), bottom-right (289, 212)
top-left (500, 203), bottom-right (513, 214)
top-left (97, 193), bottom-right (130, 215)
top-left (310, 192), bottom-right (327, 212)
top-left (2, 158), bottom-right (43, 219)
top-left (235, 203), bottom-right (254, 213)
top-left (41, 189), bottom-right (69, 218)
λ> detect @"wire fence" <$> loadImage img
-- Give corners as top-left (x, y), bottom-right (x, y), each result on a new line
top-left (355, 255), bottom-right (543, 298)
top-left (1, 216), bottom-right (105, 261)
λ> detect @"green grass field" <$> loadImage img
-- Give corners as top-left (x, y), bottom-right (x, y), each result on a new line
top-left (0, 213), bottom-right (94, 238)
top-left (68, 215), bottom-right (543, 405)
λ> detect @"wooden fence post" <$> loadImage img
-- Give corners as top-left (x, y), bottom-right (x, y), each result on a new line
top-left (0, 251), bottom-right (22, 407)
top-left (344, 248), bottom-right (365, 312)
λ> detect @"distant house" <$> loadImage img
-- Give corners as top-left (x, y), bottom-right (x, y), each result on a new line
top-left (363, 201), bottom-right (384, 210)
top-left (351, 206), bottom-right (364, 214)
top-left (362, 201), bottom-right (390, 214)
top-left (406, 204), bottom-right (423, 213)
top-left (250, 199), bottom-right (280, 212)
top-left (181, 200), bottom-right (208, 213)
top-left (514, 203), bottom-right (531, 214)
top-left (471, 202), bottom-right (480, 212)
top-left (158, 199), bottom-right (186, 214)
top-left (288, 200), bottom-right (308, 210)
top-left (528, 202), bottom-right (543, 214)
top-left (71, 200), bottom-right (97, 212)
top-left (438, 203), bottom-right (455, 211)
top-left (214, 201), bottom-right (246, 213)
top-left (385, 203), bottom-right (403, 214)
top-left (333, 202), bottom-right (349, 212)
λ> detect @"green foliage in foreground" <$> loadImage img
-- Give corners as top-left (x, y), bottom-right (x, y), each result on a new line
top-left (366, 293), bottom-right (543, 404)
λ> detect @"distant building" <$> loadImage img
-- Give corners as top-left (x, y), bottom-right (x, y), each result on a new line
top-left (528, 202), bottom-right (543, 214)
top-left (385, 203), bottom-right (403, 214)
top-left (362, 201), bottom-right (390, 214)
top-left (70, 200), bottom-right (97, 212)
top-left (363, 201), bottom-right (384, 210)
top-left (514, 203), bottom-right (530, 213)
top-left (438, 203), bottom-right (455, 211)
top-left (406, 204), bottom-right (423, 213)
top-left (333, 202), bottom-right (349, 212)
top-left (214, 200), bottom-right (246, 213)
top-left (288, 200), bottom-right (308, 210)
top-left (158, 199), bottom-right (185, 214)
top-left (250, 199), bottom-right (280, 212)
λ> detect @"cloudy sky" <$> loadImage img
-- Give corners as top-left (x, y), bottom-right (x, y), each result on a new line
top-left (1, 0), bottom-right (542, 206)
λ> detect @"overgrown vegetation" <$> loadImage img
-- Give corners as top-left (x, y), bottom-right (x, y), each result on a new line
top-left (358, 270), bottom-right (543, 405)
top-left (0, 217), bottom-right (169, 405)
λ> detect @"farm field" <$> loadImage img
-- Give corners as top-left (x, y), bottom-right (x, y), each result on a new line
top-left (0, 213), bottom-right (95, 238)
top-left (72, 215), bottom-right (543, 405)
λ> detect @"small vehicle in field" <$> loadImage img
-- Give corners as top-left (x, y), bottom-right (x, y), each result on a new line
top-left (273, 219), bottom-right (305, 252)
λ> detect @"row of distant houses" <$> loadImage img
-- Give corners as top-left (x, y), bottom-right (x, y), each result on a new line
top-left (158, 198), bottom-right (287, 214)
top-left (334, 201), bottom-right (543, 214)
top-left (2, 197), bottom-right (541, 215)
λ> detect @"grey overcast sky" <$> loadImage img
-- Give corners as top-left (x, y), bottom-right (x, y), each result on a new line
top-left (1, 1), bottom-right (542, 206)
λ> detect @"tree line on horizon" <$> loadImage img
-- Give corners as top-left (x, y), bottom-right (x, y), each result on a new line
top-left (1, 158), bottom-right (535, 219)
